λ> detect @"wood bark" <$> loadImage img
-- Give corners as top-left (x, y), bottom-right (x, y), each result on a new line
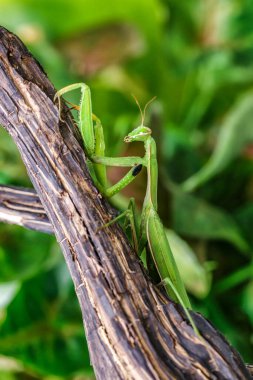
top-left (0, 185), bottom-right (52, 233)
top-left (0, 26), bottom-right (251, 380)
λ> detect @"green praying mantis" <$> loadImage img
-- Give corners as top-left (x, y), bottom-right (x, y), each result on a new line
top-left (55, 83), bottom-right (198, 334)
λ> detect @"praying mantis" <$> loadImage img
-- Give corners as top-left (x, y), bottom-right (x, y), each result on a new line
top-left (55, 83), bottom-right (197, 333)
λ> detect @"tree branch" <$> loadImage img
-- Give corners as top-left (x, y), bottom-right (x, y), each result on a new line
top-left (0, 184), bottom-right (52, 233)
top-left (0, 26), bottom-right (251, 379)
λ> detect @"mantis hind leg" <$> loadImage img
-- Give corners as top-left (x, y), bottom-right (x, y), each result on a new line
top-left (161, 277), bottom-right (200, 337)
top-left (97, 198), bottom-right (140, 254)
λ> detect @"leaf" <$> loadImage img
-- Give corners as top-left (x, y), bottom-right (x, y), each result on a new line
top-left (235, 203), bottom-right (253, 249)
top-left (0, 266), bottom-right (92, 378)
top-left (182, 93), bottom-right (253, 192)
top-left (171, 189), bottom-right (249, 252)
top-left (165, 229), bottom-right (211, 298)
top-left (214, 263), bottom-right (253, 294)
top-left (0, 282), bottom-right (20, 309)
top-left (0, 0), bottom-right (165, 44)
top-left (241, 280), bottom-right (253, 326)
top-left (0, 226), bottom-right (58, 282)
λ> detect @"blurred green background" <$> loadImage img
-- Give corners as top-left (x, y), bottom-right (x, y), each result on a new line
top-left (0, 0), bottom-right (253, 378)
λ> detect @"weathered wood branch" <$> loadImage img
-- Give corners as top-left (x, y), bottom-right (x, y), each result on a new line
top-left (0, 184), bottom-right (253, 379)
top-left (0, 26), bottom-right (251, 380)
top-left (0, 186), bottom-right (253, 379)
top-left (0, 184), bottom-right (52, 233)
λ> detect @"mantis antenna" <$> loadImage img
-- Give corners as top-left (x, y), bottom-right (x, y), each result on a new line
top-left (132, 95), bottom-right (157, 126)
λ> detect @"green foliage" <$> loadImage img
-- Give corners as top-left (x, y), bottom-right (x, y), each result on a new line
top-left (0, 263), bottom-right (92, 378)
top-left (182, 93), bottom-right (253, 192)
top-left (165, 229), bottom-right (211, 298)
top-left (0, 0), bottom-right (253, 377)
top-left (171, 188), bottom-right (249, 252)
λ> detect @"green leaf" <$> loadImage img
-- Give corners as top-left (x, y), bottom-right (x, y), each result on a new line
top-left (171, 189), bottom-right (249, 252)
top-left (0, 0), bottom-right (164, 44)
top-left (241, 280), bottom-right (253, 326)
top-left (235, 203), bottom-right (253, 249)
top-left (214, 263), bottom-right (253, 294)
top-left (182, 93), bottom-right (253, 191)
top-left (0, 129), bottom-right (30, 186)
top-left (0, 266), bottom-right (92, 378)
top-left (165, 229), bottom-right (211, 298)
top-left (0, 282), bottom-right (20, 309)
top-left (0, 226), bottom-right (58, 282)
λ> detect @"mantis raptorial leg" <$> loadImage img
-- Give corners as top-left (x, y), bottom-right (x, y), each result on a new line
top-left (55, 83), bottom-right (197, 332)
top-left (54, 83), bottom-right (143, 197)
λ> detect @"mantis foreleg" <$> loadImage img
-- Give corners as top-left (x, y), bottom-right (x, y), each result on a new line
top-left (54, 83), bottom-right (145, 197)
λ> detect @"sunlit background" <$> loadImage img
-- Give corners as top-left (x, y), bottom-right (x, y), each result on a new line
top-left (0, 0), bottom-right (253, 378)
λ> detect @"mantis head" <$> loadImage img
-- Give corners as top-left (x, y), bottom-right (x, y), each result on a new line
top-left (124, 126), bottom-right (151, 142)
top-left (124, 95), bottom-right (156, 143)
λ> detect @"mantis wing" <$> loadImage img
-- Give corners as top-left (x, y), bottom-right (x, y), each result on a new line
top-left (146, 207), bottom-right (191, 309)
